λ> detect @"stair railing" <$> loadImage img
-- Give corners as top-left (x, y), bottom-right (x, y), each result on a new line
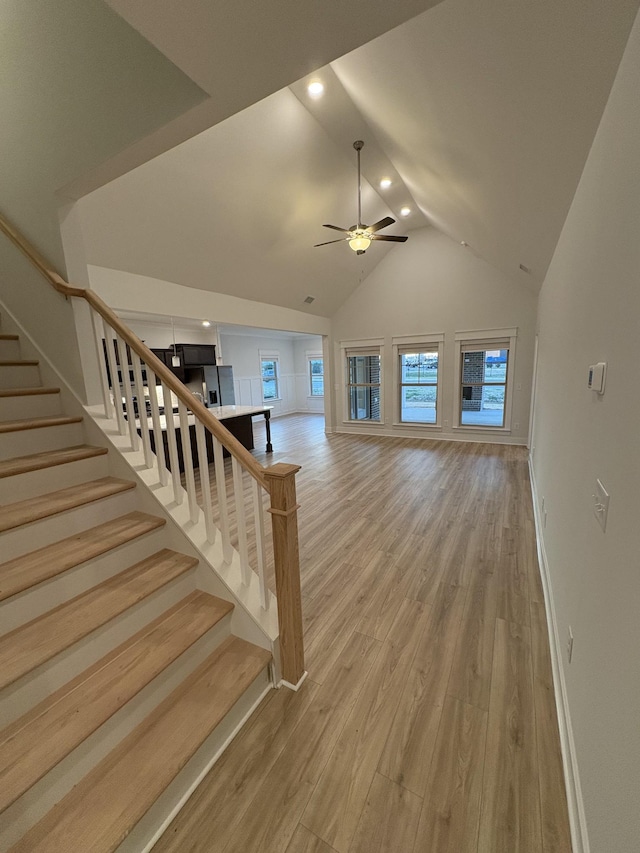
top-left (0, 211), bottom-right (305, 688)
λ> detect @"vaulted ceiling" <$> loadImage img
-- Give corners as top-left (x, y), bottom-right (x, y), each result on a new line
top-left (77, 0), bottom-right (640, 318)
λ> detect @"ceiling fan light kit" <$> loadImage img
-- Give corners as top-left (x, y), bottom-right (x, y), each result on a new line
top-left (314, 140), bottom-right (408, 255)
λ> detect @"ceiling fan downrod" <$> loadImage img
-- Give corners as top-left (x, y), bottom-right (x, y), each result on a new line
top-left (354, 140), bottom-right (364, 230)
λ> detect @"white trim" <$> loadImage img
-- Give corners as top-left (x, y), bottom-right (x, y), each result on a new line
top-left (341, 336), bottom-right (385, 348)
top-left (453, 328), bottom-right (517, 430)
top-left (336, 423), bottom-right (526, 445)
top-left (279, 670), bottom-right (308, 692)
top-left (306, 351), bottom-right (324, 398)
top-left (392, 335), bottom-right (444, 429)
top-left (340, 340), bottom-right (384, 425)
top-left (455, 326), bottom-right (518, 341)
top-left (528, 458), bottom-right (589, 853)
top-left (392, 332), bottom-right (445, 345)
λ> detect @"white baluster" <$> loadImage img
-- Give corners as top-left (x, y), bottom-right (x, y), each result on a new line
top-left (232, 457), bottom-right (251, 587)
top-left (195, 420), bottom-right (216, 544)
top-left (131, 352), bottom-right (153, 468)
top-left (91, 309), bottom-right (112, 419)
top-left (163, 385), bottom-right (183, 504)
top-left (117, 334), bottom-right (139, 451)
top-left (178, 400), bottom-right (199, 524)
top-left (252, 478), bottom-right (269, 609)
top-left (146, 375), bottom-right (168, 486)
top-left (212, 433), bottom-right (232, 564)
top-left (102, 320), bottom-right (126, 435)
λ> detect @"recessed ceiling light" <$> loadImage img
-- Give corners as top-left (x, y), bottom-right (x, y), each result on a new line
top-left (379, 178), bottom-right (392, 189)
top-left (202, 320), bottom-right (211, 327)
top-left (400, 206), bottom-right (411, 217)
top-left (307, 80), bottom-right (324, 98)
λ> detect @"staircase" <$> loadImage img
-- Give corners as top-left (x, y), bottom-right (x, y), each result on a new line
top-left (0, 319), bottom-right (272, 851)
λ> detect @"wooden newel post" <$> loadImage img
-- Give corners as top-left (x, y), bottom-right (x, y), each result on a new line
top-left (264, 462), bottom-right (305, 688)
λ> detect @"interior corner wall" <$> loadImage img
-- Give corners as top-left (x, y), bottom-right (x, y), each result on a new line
top-left (329, 227), bottom-right (537, 443)
top-left (0, 237), bottom-right (86, 398)
top-left (530, 10), bottom-right (640, 852)
top-left (219, 333), bottom-right (298, 417)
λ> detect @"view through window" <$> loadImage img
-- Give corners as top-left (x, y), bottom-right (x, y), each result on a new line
top-left (460, 347), bottom-right (508, 426)
top-left (399, 349), bottom-right (439, 423)
top-left (347, 351), bottom-right (381, 421)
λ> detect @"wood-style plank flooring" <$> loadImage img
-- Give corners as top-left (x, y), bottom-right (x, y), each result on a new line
top-left (159, 413), bottom-right (571, 853)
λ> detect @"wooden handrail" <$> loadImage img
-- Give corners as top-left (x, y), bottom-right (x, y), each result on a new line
top-left (0, 211), bottom-right (84, 298)
top-left (82, 290), bottom-right (269, 492)
top-left (0, 209), bottom-right (268, 491)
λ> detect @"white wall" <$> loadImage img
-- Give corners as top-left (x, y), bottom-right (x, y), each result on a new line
top-left (220, 332), bottom-right (322, 417)
top-left (88, 266), bottom-right (330, 339)
top-left (293, 337), bottom-right (325, 414)
top-left (530, 11), bottom-right (640, 853)
top-left (329, 227), bottom-right (538, 443)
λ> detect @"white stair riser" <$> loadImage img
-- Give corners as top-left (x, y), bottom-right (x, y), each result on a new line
top-left (0, 487), bottom-right (141, 562)
top-left (120, 667), bottom-right (272, 853)
top-left (0, 364), bottom-right (41, 389)
top-left (0, 568), bottom-right (197, 726)
top-left (2, 527), bottom-right (171, 633)
top-left (0, 453), bottom-right (110, 504)
top-left (0, 421), bottom-right (85, 460)
top-left (0, 339), bottom-right (21, 359)
top-left (0, 393), bottom-right (62, 421)
top-left (0, 613), bottom-right (232, 851)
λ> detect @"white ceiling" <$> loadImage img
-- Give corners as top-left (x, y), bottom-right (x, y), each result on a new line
top-left (79, 0), bottom-right (640, 319)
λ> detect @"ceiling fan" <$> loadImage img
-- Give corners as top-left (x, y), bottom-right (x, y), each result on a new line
top-left (314, 140), bottom-right (408, 255)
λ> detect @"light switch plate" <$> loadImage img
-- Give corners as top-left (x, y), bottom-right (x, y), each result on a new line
top-left (593, 479), bottom-right (610, 532)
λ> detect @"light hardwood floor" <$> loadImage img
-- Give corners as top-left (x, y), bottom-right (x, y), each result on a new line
top-left (158, 413), bottom-right (571, 853)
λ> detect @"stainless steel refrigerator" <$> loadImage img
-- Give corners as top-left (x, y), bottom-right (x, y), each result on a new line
top-left (204, 365), bottom-right (235, 407)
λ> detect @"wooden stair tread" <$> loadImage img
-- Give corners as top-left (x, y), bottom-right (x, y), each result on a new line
top-left (0, 415), bottom-right (83, 434)
top-left (10, 637), bottom-right (271, 853)
top-left (0, 444), bottom-right (107, 480)
top-left (0, 360), bottom-right (38, 366)
top-left (0, 511), bottom-right (166, 602)
top-left (0, 387), bottom-right (59, 398)
top-left (0, 476), bottom-right (134, 532)
top-left (0, 591), bottom-right (234, 814)
top-left (0, 548), bottom-right (199, 691)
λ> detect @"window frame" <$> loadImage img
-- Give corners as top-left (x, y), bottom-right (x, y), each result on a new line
top-left (341, 339), bottom-right (384, 424)
top-left (392, 334), bottom-right (444, 428)
top-left (453, 328), bottom-right (517, 431)
top-left (307, 353), bottom-right (324, 398)
top-left (260, 352), bottom-right (281, 402)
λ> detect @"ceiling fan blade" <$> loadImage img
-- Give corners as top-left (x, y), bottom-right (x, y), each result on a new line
top-left (371, 234), bottom-right (408, 242)
top-left (314, 238), bottom-right (350, 247)
top-left (323, 224), bottom-right (351, 234)
top-left (367, 216), bottom-right (396, 233)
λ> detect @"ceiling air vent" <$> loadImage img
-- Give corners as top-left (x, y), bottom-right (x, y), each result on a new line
top-left (304, 296), bottom-right (315, 304)
top-left (519, 263), bottom-right (532, 274)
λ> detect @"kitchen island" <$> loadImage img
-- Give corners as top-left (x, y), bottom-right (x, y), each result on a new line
top-left (141, 404), bottom-right (273, 472)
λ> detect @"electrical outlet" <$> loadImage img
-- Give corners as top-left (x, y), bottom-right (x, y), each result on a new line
top-left (567, 627), bottom-right (574, 663)
top-left (444, 419), bottom-right (449, 426)
top-left (514, 422), bottom-right (520, 430)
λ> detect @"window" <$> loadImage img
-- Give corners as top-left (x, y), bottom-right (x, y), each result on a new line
top-left (398, 347), bottom-right (440, 424)
top-left (261, 357), bottom-right (280, 401)
top-left (455, 328), bottom-right (517, 429)
top-left (346, 349), bottom-right (381, 421)
top-left (308, 356), bottom-right (324, 396)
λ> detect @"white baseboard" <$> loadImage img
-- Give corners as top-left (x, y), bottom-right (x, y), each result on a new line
top-left (528, 457), bottom-right (589, 853)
